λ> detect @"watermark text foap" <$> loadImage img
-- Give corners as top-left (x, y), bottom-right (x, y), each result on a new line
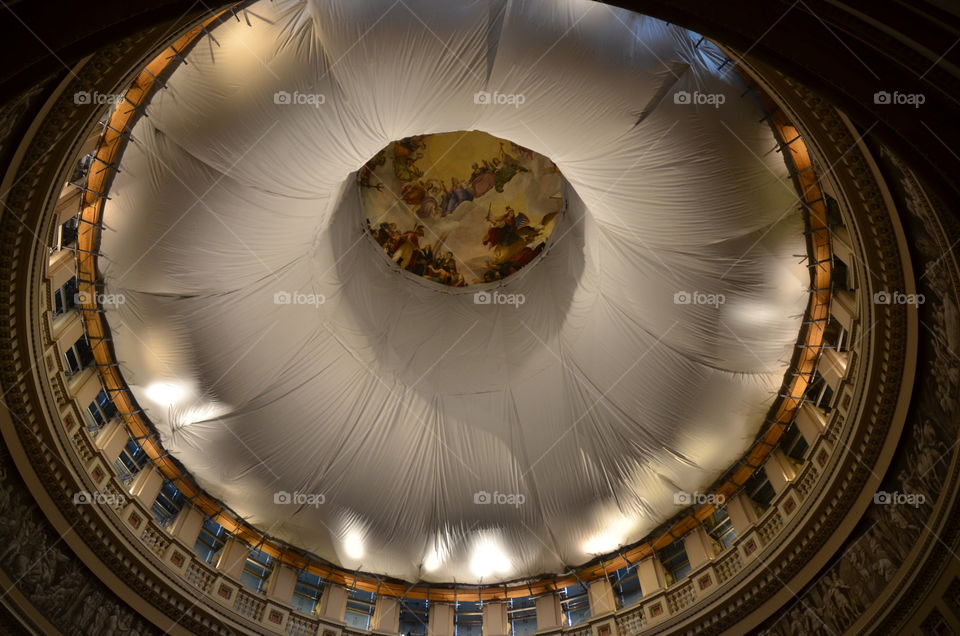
top-left (274, 91), bottom-right (326, 107)
top-left (873, 491), bottom-right (925, 508)
top-left (474, 490), bottom-right (525, 508)
top-left (73, 91), bottom-right (123, 106)
top-left (474, 290), bottom-right (525, 308)
top-left (274, 291), bottom-right (326, 308)
top-left (474, 90), bottom-right (525, 108)
top-left (674, 90), bottom-right (726, 108)
top-left (74, 290), bottom-right (126, 306)
top-left (73, 490), bottom-right (127, 506)
top-left (673, 491), bottom-right (725, 506)
top-left (873, 290), bottom-right (924, 307)
top-left (274, 491), bottom-right (326, 508)
top-left (674, 290), bottom-right (725, 307)
top-left (873, 91), bottom-right (925, 108)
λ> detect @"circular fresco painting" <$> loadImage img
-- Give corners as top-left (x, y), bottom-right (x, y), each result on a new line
top-left (359, 130), bottom-right (564, 286)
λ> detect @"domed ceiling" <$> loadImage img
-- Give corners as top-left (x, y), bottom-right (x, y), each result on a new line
top-left (98, 0), bottom-right (807, 583)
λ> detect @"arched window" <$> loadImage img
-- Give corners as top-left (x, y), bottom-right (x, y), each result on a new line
top-left (454, 600), bottom-right (482, 636)
top-left (194, 517), bottom-right (226, 564)
top-left (703, 508), bottom-right (737, 551)
top-left (345, 588), bottom-right (375, 630)
top-left (657, 539), bottom-right (692, 584)
top-left (399, 598), bottom-right (429, 636)
top-left (611, 565), bottom-right (643, 608)
top-left (292, 571), bottom-right (324, 614)
top-left (240, 547), bottom-right (274, 593)
top-left (507, 596), bottom-right (536, 636)
top-left (559, 583), bottom-right (590, 626)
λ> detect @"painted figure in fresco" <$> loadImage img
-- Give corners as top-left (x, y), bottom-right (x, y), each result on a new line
top-left (482, 206), bottom-right (537, 280)
top-left (401, 179), bottom-right (448, 219)
top-left (391, 225), bottom-right (425, 269)
top-left (442, 177), bottom-right (474, 215)
top-left (492, 143), bottom-right (529, 192)
top-left (400, 181), bottom-right (427, 204)
top-left (368, 220), bottom-right (401, 254)
top-left (492, 158), bottom-right (527, 193)
top-left (470, 162), bottom-right (497, 198)
top-left (443, 251), bottom-right (466, 286)
top-left (358, 148), bottom-right (387, 190)
top-left (424, 249), bottom-right (466, 286)
top-left (483, 206), bottom-right (532, 249)
top-left (480, 206), bottom-right (559, 282)
top-left (372, 221), bottom-right (398, 249)
top-left (393, 135), bottom-right (427, 182)
top-left (497, 142), bottom-right (522, 168)
top-left (368, 215), bottom-right (468, 285)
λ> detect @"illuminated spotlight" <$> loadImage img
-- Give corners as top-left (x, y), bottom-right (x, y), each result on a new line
top-left (582, 516), bottom-right (635, 555)
top-left (172, 402), bottom-right (231, 428)
top-left (583, 532), bottom-right (620, 555)
top-left (423, 533), bottom-right (451, 572)
top-left (423, 548), bottom-right (442, 572)
top-left (725, 300), bottom-right (780, 326)
top-left (344, 528), bottom-right (365, 559)
top-left (469, 537), bottom-right (510, 578)
top-left (144, 381), bottom-right (189, 406)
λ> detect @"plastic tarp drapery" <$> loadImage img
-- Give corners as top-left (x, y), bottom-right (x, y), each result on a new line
top-left (99, 0), bottom-right (808, 584)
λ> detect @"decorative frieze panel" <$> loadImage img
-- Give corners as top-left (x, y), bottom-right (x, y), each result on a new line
top-left (287, 614), bottom-right (320, 636)
top-left (665, 581), bottom-right (695, 614)
top-left (615, 607), bottom-right (644, 635)
top-left (186, 560), bottom-right (216, 594)
top-left (234, 588), bottom-right (266, 622)
top-left (756, 510), bottom-right (785, 546)
top-left (713, 549), bottom-right (744, 585)
top-left (141, 524), bottom-right (169, 558)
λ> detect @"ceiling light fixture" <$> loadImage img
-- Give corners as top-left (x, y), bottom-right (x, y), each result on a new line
top-left (144, 381), bottom-right (189, 406)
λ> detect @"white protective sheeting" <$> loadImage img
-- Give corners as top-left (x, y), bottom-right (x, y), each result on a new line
top-left (100, 0), bottom-right (808, 583)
